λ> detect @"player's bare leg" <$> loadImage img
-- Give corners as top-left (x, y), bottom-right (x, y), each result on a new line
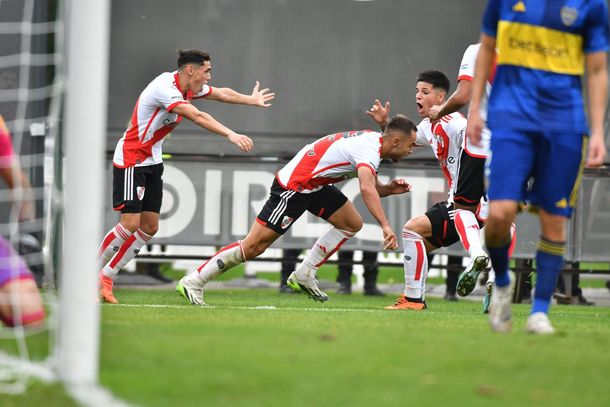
top-left (288, 201), bottom-right (360, 302)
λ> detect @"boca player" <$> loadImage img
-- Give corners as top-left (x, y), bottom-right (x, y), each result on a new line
top-left (97, 49), bottom-right (275, 303)
top-left (176, 115), bottom-right (418, 305)
top-left (468, 0), bottom-right (608, 334)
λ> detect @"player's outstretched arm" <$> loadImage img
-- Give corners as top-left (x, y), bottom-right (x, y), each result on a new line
top-left (206, 81), bottom-right (275, 107)
top-left (357, 167), bottom-right (397, 250)
top-left (466, 33), bottom-right (495, 146)
top-left (172, 103), bottom-right (253, 152)
top-left (585, 51), bottom-right (608, 167)
top-left (375, 178), bottom-right (412, 198)
top-left (366, 99), bottom-right (390, 130)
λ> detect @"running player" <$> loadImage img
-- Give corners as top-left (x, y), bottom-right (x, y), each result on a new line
top-left (467, 0), bottom-right (609, 334)
top-left (176, 115), bottom-right (418, 305)
top-left (97, 49), bottom-right (275, 303)
top-left (368, 70), bottom-right (498, 310)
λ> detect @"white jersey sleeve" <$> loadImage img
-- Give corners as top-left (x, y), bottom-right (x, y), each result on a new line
top-left (193, 84), bottom-right (212, 99)
top-left (416, 123), bottom-right (431, 147)
top-left (458, 44), bottom-right (480, 82)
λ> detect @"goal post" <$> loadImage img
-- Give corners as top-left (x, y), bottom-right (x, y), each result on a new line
top-left (56, 0), bottom-right (110, 386)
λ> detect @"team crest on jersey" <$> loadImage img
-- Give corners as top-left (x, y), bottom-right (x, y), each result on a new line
top-left (307, 148), bottom-right (315, 156)
top-left (280, 216), bottom-right (294, 229)
top-left (136, 186), bottom-right (145, 200)
top-left (560, 6), bottom-right (578, 26)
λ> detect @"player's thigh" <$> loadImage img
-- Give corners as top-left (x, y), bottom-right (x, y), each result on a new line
top-left (242, 220), bottom-right (282, 258)
top-left (453, 149), bottom-right (485, 207)
top-left (256, 179), bottom-right (309, 235)
top-left (529, 133), bottom-right (586, 217)
top-left (487, 128), bottom-right (536, 202)
top-left (325, 201), bottom-right (362, 233)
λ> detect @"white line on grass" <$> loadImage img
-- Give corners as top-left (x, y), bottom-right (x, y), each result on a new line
top-left (113, 303), bottom-right (396, 313)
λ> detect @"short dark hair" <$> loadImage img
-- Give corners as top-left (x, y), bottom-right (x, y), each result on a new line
top-left (386, 114), bottom-right (417, 136)
top-left (177, 49), bottom-right (211, 69)
top-left (417, 70), bottom-right (450, 93)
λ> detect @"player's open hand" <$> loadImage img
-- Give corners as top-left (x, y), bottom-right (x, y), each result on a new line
top-left (251, 81), bottom-right (275, 107)
top-left (466, 110), bottom-right (484, 147)
top-left (387, 178), bottom-right (412, 195)
top-left (228, 132), bottom-right (253, 152)
top-left (366, 99), bottom-right (390, 127)
top-left (381, 225), bottom-right (398, 251)
top-left (586, 131), bottom-right (607, 167)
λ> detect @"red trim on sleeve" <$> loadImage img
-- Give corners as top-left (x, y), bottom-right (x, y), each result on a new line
top-left (457, 75), bottom-right (473, 82)
top-left (193, 86), bottom-right (213, 99)
top-left (167, 100), bottom-right (188, 112)
top-left (356, 162), bottom-right (377, 175)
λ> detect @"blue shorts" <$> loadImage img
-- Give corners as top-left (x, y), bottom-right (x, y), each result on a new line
top-left (487, 128), bottom-right (586, 217)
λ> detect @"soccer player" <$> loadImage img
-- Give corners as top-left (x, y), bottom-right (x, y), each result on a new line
top-left (467, 0), bottom-right (609, 334)
top-left (97, 49), bottom-right (275, 303)
top-left (368, 70), bottom-right (499, 310)
top-left (428, 44), bottom-right (517, 313)
top-left (176, 115), bottom-right (418, 305)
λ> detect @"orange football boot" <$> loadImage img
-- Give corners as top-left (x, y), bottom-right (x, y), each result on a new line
top-left (99, 274), bottom-right (119, 304)
top-left (384, 295), bottom-right (426, 310)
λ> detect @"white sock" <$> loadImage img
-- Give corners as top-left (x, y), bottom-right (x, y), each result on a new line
top-left (102, 229), bottom-right (151, 279)
top-left (189, 241), bottom-right (245, 285)
top-left (488, 268), bottom-right (496, 283)
top-left (97, 223), bottom-right (132, 271)
top-left (454, 209), bottom-right (485, 257)
top-left (295, 227), bottom-right (355, 278)
top-left (402, 227), bottom-right (429, 299)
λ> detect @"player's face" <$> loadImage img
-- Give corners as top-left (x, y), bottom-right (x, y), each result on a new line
top-left (415, 81), bottom-right (445, 118)
top-left (385, 130), bottom-right (417, 161)
top-left (190, 61), bottom-right (212, 93)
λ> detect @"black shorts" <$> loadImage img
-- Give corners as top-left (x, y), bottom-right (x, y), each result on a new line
top-left (425, 201), bottom-right (484, 248)
top-left (257, 179), bottom-right (348, 235)
top-left (453, 150), bottom-right (485, 207)
top-left (112, 163), bottom-right (164, 214)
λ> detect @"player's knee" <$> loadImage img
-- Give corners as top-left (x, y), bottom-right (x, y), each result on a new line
top-left (241, 239), bottom-right (269, 259)
top-left (121, 218), bottom-right (140, 233)
top-left (140, 223), bottom-right (159, 236)
top-left (404, 218), bottom-right (424, 235)
top-left (342, 213), bottom-right (363, 234)
top-left (485, 211), bottom-right (513, 238)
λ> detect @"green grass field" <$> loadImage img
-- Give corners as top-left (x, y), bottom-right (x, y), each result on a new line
top-left (3, 286), bottom-right (609, 406)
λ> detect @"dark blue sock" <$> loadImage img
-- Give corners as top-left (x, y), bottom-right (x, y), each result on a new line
top-left (532, 237), bottom-right (565, 314)
top-left (488, 241), bottom-right (511, 287)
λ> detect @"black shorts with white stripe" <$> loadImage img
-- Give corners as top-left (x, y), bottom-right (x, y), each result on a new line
top-left (256, 178), bottom-right (348, 235)
top-left (112, 163), bottom-right (164, 213)
top-left (424, 201), bottom-right (485, 248)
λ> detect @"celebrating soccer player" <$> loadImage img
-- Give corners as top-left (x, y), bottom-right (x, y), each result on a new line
top-left (176, 115), bottom-right (418, 305)
top-left (97, 49), bottom-right (275, 303)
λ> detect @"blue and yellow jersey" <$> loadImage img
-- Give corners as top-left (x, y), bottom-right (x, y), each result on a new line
top-left (482, 0), bottom-right (609, 132)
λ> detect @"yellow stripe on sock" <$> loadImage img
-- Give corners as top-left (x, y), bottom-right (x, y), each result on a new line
top-left (537, 240), bottom-right (566, 256)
